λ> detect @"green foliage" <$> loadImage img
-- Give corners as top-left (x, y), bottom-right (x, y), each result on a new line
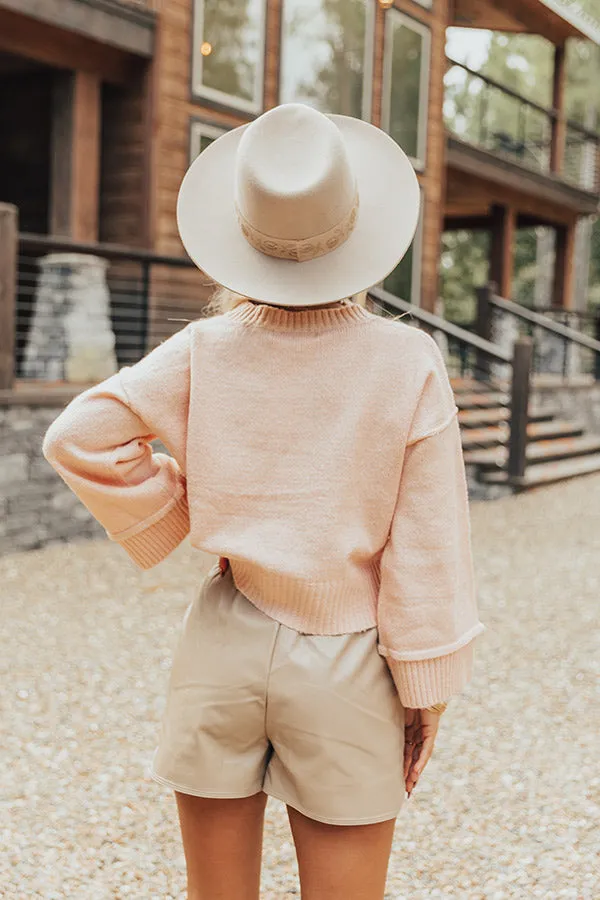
top-left (440, 231), bottom-right (489, 325)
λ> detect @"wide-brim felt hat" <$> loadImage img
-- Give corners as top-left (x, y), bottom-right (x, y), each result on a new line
top-left (177, 103), bottom-right (420, 307)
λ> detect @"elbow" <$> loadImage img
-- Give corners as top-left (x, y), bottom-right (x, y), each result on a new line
top-left (42, 410), bottom-right (76, 466)
top-left (42, 419), bottom-right (66, 465)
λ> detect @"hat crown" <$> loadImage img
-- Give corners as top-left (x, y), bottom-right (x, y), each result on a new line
top-left (235, 104), bottom-right (356, 242)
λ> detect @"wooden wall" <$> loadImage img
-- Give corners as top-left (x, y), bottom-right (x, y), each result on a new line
top-left (99, 63), bottom-right (151, 246)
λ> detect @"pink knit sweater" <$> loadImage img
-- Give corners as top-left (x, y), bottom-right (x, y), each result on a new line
top-left (43, 300), bottom-right (483, 707)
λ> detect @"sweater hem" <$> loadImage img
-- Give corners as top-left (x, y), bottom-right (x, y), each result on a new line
top-left (230, 559), bottom-right (378, 635)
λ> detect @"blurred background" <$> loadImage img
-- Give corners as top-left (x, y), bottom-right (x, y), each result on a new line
top-left (1, 1), bottom-right (599, 897)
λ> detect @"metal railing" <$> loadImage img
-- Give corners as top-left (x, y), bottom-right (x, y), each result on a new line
top-left (13, 233), bottom-right (197, 381)
top-left (477, 285), bottom-right (600, 381)
top-left (444, 59), bottom-right (600, 192)
top-left (369, 287), bottom-right (533, 483)
top-left (564, 120), bottom-right (600, 192)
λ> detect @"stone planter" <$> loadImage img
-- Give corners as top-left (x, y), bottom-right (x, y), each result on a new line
top-left (23, 253), bottom-right (118, 383)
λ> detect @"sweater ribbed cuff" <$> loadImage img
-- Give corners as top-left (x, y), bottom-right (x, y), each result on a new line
top-left (116, 493), bottom-right (190, 569)
top-left (385, 642), bottom-right (474, 709)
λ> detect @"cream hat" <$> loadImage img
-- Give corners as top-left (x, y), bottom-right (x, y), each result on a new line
top-left (177, 103), bottom-right (420, 308)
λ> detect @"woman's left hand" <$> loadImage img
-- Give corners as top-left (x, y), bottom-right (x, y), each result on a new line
top-left (404, 708), bottom-right (442, 797)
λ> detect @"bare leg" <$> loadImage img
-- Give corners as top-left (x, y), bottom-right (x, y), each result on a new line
top-left (287, 805), bottom-right (396, 899)
top-left (175, 791), bottom-right (268, 900)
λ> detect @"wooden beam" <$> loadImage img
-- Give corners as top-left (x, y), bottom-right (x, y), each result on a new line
top-left (0, 7), bottom-right (139, 84)
top-left (0, 0), bottom-right (154, 57)
top-left (50, 71), bottom-right (101, 241)
top-left (552, 222), bottom-right (576, 309)
top-left (550, 44), bottom-right (567, 176)
top-left (452, 0), bottom-right (575, 44)
top-left (73, 72), bottom-right (101, 242)
top-left (490, 204), bottom-right (515, 299)
top-left (447, 137), bottom-right (599, 216)
top-left (444, 215), bottom-right (492, 231)
top-left (0, 203), bottom-right (18, 390)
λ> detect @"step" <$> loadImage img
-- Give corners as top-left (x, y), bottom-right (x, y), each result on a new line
top-left (481, 452), bottom-right (600, 487)
top-left (527, 419), bottom-right (584, 441)
top-left (463, 434), bottom-right (600, 468)
top-left (460, 419), bottom-right (583, 450)
top-left (461, 425), bottom-right (509, 449)
top-left (450, 377), bottom-right (499, 394)
top-left (455, 391), bottom-right (509, 409)
top-left (459, 406), bottom-right (559, 428)
top-left (459, 407), bottom-right (510, 427)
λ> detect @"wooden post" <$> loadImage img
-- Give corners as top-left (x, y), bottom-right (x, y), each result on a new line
top-left (552, 222), bottom-right (576, 309)
top-left (489, 204), bottom-right (515, 299)
top-left (508, 337), bottom-right (533, 482)
top-left (50, 70), bottom-right (101, 241)
top-left (0, 203), bottom-right (18, 390)
top-left (550, 44), bottom-right (567, 176)
top-left (475, 284), bottom-right (494, 379)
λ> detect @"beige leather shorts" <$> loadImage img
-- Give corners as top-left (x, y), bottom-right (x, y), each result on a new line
top-left (150, 563), bottom-right (405, 826)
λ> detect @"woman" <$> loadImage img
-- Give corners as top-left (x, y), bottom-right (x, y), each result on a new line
top-left (43, 103), bottom-right (484, 899)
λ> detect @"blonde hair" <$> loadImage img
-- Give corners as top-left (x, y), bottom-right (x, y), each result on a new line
top-left (202, 287), bottom-right (369, 318)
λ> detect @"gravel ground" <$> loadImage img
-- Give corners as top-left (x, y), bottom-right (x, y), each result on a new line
top-left (2, 473), bottom-right (600, 899)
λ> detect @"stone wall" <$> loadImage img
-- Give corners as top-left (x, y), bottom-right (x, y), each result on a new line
top-left (531, 379), bottom-right (600, 436)
top-left (0, 403), bottom-right (104, 557)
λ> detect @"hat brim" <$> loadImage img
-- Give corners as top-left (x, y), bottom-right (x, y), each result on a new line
top-left (177, 114), bottom-right (420, 307)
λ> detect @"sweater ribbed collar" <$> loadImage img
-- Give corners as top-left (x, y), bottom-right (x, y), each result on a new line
top-left (226, 299), bottom-right (372, 332)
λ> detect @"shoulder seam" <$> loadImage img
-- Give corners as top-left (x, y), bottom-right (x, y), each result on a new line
top-left (406, 406), bottom-right (459, 447)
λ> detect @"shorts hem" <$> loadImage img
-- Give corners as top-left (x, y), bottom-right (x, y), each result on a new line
top-left (149, 767), bottom-right (262, 799)
top-left (264, 786), bottom-right (401, 826)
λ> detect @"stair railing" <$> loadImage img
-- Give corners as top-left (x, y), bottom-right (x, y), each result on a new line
top-left (477, 283), bottom-right (600, 381)
top-left (368, 287), bottom-right (533, 485)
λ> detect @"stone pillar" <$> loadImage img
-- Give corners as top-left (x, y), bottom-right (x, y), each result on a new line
top-left (534, 320), bottom-right (580, 377)
top-left (23, 254), bottom-right (117, 383)
top-left (490, 308), bottom-right (520, 382)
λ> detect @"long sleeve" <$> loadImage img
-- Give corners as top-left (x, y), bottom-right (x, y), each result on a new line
top-left (42, 326), bottom-right (192, 569)
top-left (377, 332), bottom-right (484, 708)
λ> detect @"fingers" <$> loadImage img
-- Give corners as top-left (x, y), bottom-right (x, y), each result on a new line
top-left (403, 709), bottom-right (421, 782)
top-left (405, 733), bottom-right (436, 797)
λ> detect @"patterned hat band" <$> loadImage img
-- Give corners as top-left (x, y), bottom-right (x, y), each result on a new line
top-left (236, 194), bottom-right (359, 263)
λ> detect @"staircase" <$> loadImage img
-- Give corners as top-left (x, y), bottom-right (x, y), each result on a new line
top-left (452, 377), bottom-right (600, 489)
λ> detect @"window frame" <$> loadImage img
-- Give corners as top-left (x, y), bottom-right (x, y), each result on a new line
top-left (381, 8), bottom-right (431, 171)
top-left (189, 120), bottom-right (228, 163)
top-left (191, 0), bottom-right (268, 114)
top-left (278, 0), bottom-right (376, 121)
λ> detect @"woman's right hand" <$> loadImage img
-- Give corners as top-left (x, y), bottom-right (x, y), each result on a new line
top-left (404, 707), bottom-right (442, 797)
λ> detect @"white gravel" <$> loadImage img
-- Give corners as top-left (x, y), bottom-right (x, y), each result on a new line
top-left (2, 472), bottom-right (600, 898)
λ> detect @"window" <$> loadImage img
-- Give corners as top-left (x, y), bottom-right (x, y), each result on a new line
top-left (189, 121), bottom-right (227, 162)
top-left (192, 0), bottom-right (267, 114)
top-left (280, 0), bottom-right (375, 119)
top-left (382, 189), bottom-right (424, 306)
top-left (382, 9), bottom-right (431, 169)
